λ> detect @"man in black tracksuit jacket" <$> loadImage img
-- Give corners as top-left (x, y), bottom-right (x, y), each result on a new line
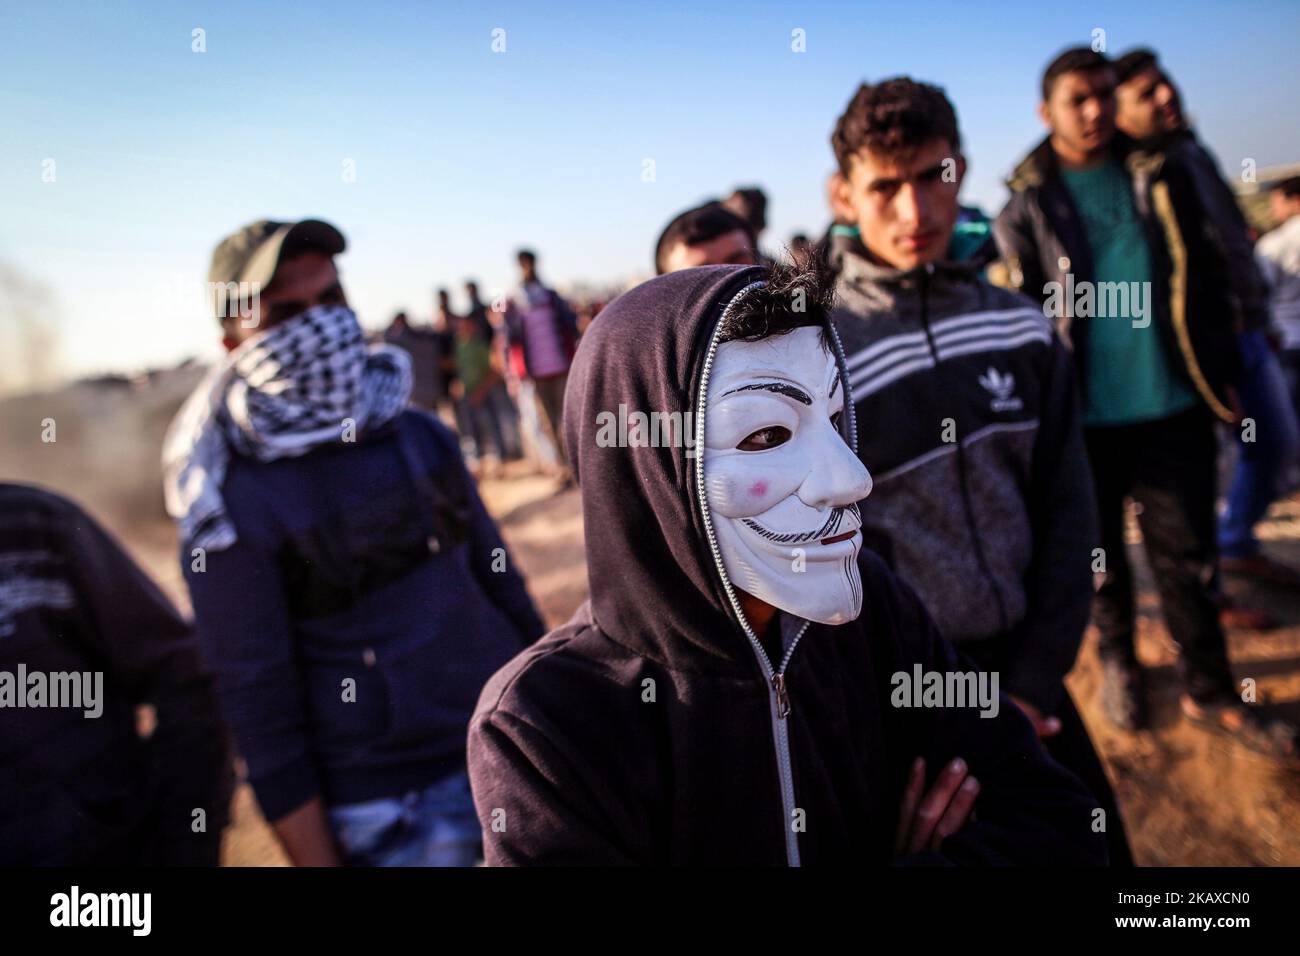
top-left (824, 77), bottom-right (1129, 864)
top-left (466, 263), bottom-right (1107, 866)
top-left (0, 484), bottom-right (232, 865)
top-left (994, 48), bottom-right (1297, 760)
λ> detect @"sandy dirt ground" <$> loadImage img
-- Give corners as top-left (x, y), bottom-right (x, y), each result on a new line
top-left (2, 379), bottom-right (1298, 866)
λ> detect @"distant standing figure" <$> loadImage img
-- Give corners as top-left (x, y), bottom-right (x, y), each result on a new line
top-left (504, 249), bottom-right (580, 483)
top-left (384, 311), bottom-right (448, 415)
top-left (1258, 177), bottom-right (1300, 473)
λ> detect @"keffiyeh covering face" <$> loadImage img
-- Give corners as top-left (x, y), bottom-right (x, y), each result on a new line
top-left (163, 303), bottom-right (412, 551)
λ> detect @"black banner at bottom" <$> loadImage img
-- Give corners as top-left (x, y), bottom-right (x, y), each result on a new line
top-left (1, 865), bottom-right (1293, 942)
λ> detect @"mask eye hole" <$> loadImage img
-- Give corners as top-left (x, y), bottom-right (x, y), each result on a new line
top-left (737, 426), bottom-right (791, 452)
top-left (830, 410), bottom-right (843, 431)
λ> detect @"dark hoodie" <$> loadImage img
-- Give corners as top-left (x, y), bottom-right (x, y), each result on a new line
top-left (467, 265), bottom-right (1107, 866)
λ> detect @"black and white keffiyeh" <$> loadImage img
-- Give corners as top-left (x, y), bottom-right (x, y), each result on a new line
top-left (163, 304), bottom-right (412, 551)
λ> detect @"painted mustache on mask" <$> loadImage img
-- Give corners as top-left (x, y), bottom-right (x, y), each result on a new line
top-left (741, 502), bottom-right (861, 546)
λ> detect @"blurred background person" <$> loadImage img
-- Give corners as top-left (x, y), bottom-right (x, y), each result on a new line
top-left (504, 249), bottom-right (580, 487)
top-left (654, 201), bottom-right (757, 274)
top-left (466, 280), bottom-right (522, 463)
top-left (1259, 176), bottom-right (1300, 489)
top-left (0, 483), bottom-right (232, 866)
top-left (463, 280), bottom-right (494, 342)
top-left (996, 50), bottom-right (1297, 760)
top-left (788, 232), bottom-right (811, 262)
top-left (722, 185), bottom-right (774, 264)
top-left (1115, 48), bottom-right (1300, 593)
top-left (383, 311), bottom-right (448, 417)
top-left (453, 311), bottom-right (510, 475)
top-left (437, 286), bottom-right (475, 446)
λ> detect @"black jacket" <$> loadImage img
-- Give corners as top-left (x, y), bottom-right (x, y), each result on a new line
top-left (830, 236), bottom-right (1097, 716)
top-left (0, 484), bottom-right (233, 865)
top-left (993, 136), bottom-right (1242, 422)
top-left (184, 412), bottom-right (544, 821)
top-left (1164, 130), bottom-right (1270, 334)
top-left (467, 265), bottom-right (1108, 866)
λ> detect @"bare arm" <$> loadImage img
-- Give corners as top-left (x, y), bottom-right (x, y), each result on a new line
top-left (272, 797), bottom-right (342, 867)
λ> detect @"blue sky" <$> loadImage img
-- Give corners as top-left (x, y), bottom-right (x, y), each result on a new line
top-left (2, 0), bottom-right (1298, 384)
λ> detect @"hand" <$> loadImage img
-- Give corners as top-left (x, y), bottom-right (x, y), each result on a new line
top-left (272, 797), bottom-right (342, 867)
top-left (1008, 694), bottom-right (1061, 737)
top-left (894, 757), bottom-right (980, 857)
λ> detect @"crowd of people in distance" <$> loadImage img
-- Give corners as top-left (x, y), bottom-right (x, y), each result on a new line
top-left (379, 256), bottom-right (607, 484)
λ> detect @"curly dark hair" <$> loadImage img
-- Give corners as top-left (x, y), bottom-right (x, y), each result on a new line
top-left (831, 77), bottom-right (961, 175)
top-left (717, 245), bottom-right (835, 347)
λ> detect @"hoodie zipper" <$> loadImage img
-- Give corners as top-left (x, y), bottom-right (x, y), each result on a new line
top-left (693, 281), bottom-right (858, 867)
top-left (695, 295), bottom-right (804, 866)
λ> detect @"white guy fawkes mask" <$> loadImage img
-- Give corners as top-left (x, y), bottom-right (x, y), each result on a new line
top-left (702, 325), bottom-right (874, 627)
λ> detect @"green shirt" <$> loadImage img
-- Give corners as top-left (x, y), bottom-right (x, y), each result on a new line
top-left (454, 336), bottom-right (493, 394)
top-left (1061, 159), bottom-right (1196, 426)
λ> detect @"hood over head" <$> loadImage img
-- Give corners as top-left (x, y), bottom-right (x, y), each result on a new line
top-left (562, 264), bottom-right (861, 674)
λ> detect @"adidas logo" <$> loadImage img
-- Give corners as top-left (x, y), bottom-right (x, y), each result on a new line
top-left (978, 367), bottom-right (1023, 412)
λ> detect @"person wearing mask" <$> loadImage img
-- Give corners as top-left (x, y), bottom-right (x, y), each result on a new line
top-left (164, 218), bottom-right (545, 866)
top-left (468, 259), bottom-right (1108, 866)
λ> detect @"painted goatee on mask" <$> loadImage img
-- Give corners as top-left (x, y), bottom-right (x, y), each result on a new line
top-left (702, 325), bottom-right (874, 626)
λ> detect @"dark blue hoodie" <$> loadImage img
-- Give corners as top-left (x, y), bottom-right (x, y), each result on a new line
top-left (184, 409), bottom-right (544, 821)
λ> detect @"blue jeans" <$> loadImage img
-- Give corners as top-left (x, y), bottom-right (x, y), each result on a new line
top-left (328, 772), bottom-right (482, 867)
top-left (1218, 331), bottom-right (1300, 558)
